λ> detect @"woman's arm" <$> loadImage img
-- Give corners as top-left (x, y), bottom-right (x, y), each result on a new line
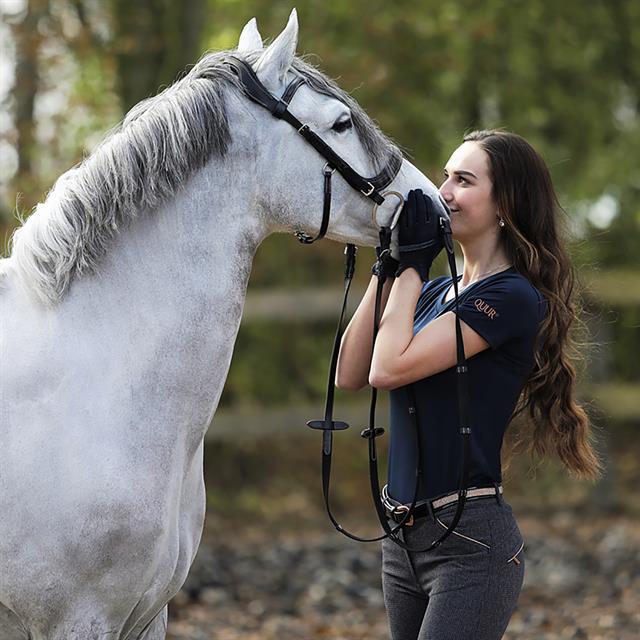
top-left (335, 275), bottom-right (394, 391)
top-left (369, 268), bottom-right (490, 390)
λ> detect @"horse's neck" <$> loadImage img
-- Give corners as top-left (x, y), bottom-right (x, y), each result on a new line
top-left (65, 159), bottom-right (267, 440)
top-left (108, 166), bottom-right (264, 310)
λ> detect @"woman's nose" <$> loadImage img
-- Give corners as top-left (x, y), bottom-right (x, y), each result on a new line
top-left (439, 183), bottom-right (453, 202)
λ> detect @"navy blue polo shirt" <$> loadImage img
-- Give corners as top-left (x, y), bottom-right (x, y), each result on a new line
top-left (387, 267), bottom-right (547, 503)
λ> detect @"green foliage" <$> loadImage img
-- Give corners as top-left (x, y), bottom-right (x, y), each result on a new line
top-left (249, 235), bottom-right (379, 290)
top-left (220, 320), bottom-right (335, 408)
top-left (609, 307), bottom-right (640, 381)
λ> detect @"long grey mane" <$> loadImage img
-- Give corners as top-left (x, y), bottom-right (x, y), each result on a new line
top-left (8, 49), bottom-right (398, 306)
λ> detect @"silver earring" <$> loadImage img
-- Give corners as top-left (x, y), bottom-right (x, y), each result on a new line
top-left (498, 218), bottom-right (505, 228)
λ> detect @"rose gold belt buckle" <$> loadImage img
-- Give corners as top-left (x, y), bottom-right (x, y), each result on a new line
top-left (394, 504), bottom-right (414, 527)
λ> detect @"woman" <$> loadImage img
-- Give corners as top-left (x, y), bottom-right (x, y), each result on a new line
top-left (336, 130), bottom-right (601, 640)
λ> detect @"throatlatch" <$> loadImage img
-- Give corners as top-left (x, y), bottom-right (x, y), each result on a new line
top-left (224, 55), bottom-right (471, 550)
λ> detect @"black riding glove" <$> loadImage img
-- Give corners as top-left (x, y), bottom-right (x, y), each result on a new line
top-left (371, 245), bottom-right (399, 279)
top-left (396, 189), bottom-right (445, 282)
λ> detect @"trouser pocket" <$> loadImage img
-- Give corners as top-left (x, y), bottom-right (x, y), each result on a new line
top-left (507, 539), bottom-right (525, 565)
top-left (433, 507), bottom-right (492, 555)
top-left (488, 508), bottom-right (525, 564)
top-left (435, 515), bottom-right (492, 551)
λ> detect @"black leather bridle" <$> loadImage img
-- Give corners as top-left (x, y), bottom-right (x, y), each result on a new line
top-left (225, 56), bottom-right (471, 551)
top-left (224, 57), bottom-right (403, 243)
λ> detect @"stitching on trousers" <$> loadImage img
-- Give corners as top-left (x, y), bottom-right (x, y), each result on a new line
top-left (435, 517), bottom-right (491, 550)
top-left (393, 530), bottom-right (428, 597)
top-left (507, 541), bottom-right (525, 564)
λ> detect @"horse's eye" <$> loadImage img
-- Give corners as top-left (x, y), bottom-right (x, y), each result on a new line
top-left (332, 117), bottom-right (353, 133)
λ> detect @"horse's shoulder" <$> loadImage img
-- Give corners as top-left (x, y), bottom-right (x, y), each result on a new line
top-left (0, 259), bottom-right (20, 300)
top-left (0, 260), bottom-right (10, 296)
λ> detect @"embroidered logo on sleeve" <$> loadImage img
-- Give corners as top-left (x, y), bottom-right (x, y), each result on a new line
top-left (474, 298), bottom-right (499, 319)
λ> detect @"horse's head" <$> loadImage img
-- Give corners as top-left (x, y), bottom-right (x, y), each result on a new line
top-left (231, 9), bottom-right (446, 249)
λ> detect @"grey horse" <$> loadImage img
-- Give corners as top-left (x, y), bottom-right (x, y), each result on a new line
top-left (0, 10), bottom-right (443, 639)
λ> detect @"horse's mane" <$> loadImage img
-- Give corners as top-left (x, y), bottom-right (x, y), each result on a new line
top-left (9, 49), bottom-right (398, 306)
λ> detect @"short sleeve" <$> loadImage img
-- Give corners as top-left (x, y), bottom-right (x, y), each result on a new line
top-left (453, 276), bottom-right (546, 350)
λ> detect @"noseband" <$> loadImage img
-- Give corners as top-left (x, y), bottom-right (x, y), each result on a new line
top-left (225, 56), bottom-right (471, 552)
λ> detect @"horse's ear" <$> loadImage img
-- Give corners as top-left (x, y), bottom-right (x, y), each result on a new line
top-left (238, 17), bottom-right (263, 52)
top-left (254, 8), bottom-right (298, 92)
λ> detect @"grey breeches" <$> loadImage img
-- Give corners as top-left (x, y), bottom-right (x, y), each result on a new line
top-left (382, 498), bottom-right (525, 640)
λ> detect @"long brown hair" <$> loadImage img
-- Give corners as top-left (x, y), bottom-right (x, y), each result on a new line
top-left (463, 130), bottom-right (601, 480)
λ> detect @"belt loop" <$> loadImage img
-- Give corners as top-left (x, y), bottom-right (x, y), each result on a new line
top-left (426, 500), bottom-right (436, 523)
top-left (493, 482), bottom-right (503, 505)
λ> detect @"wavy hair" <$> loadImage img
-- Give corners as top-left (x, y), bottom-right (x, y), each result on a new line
top-left (463, 129), bottom-right (601, 480)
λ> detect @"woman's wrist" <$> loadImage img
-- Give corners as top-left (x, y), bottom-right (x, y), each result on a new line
top-left (379, 270), bottom-right (421, 333)
top-left (394, 267), bottom-right (423, 287)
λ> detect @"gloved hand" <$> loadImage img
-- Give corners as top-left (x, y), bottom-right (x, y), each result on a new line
top-left (371, 245), bottom-right (399, 279)
top-left (396, 189), bottom-right (445, 282)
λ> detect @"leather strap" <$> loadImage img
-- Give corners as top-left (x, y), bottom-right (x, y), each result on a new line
top-left (309, 219), bottom-right (472, 552)
top-left (224, 57), bottom-right (401, 207)
top-left (295, 163), bottom-right (334, 244)
top-left (308, 241), bottom-right (413, 542)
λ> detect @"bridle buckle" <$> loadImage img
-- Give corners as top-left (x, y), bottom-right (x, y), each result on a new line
top-left (360, 181), bottom-right (375, 197)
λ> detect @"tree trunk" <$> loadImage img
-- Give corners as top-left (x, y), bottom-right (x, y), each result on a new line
top-left (10, 0), bottom-right (49, 212)
top-left (110, 0), bottom-right (206, 114)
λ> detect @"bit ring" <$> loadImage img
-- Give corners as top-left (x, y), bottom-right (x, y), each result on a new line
top-left (371, 191), bottom-right (405, 231)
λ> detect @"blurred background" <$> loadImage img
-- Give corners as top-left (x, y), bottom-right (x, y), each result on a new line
top-left (1, 1), bottom-right (638, 638)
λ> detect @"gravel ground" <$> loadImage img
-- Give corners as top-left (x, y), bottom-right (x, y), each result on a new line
top-left (165, 513), bottom-right (640, 640)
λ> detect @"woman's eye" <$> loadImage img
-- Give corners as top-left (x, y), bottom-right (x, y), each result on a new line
top-left (332, 118), bottom-right (353, 133)
top-left (444, 173), bottom-right (470, 185)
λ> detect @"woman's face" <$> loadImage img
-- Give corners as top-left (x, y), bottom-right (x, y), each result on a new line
top-left (439, 141), bottom-right (499, 241)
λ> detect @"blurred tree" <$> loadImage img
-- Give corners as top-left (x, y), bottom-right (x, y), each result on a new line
top-left (110, 0), bottom-right (205, 112)
top-left (8, 0), bottom-right (49, 212)
top-left (2, 0), bottom-right (205, 216)
top-left (4, 0), bottom-right (638, 249)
